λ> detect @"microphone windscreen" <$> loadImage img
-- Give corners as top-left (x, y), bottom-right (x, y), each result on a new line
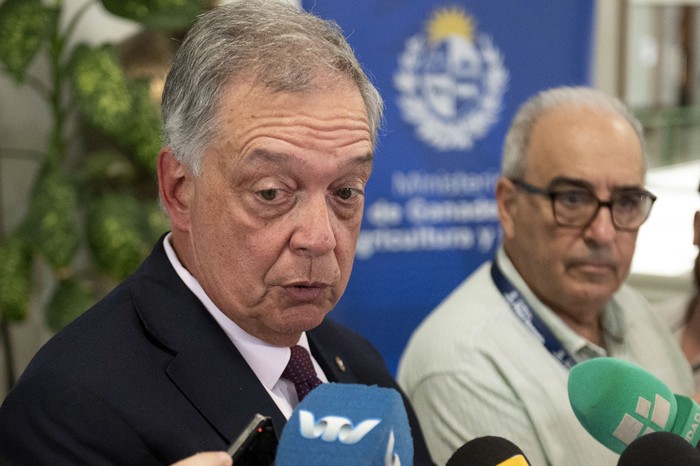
top-left (275, 383), bottom-right (413, 466)
top-left (446, 436), bottom-right (530, 466)
top-left (568, 357), bottom-right (678, 454)
top-left (617, 431), bottom-right (700, 465)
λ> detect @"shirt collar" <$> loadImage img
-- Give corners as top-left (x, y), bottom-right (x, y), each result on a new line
top-left (162, 233), bottom-right (311, 390)
top-left (496, 246), bottom-right (625, 361)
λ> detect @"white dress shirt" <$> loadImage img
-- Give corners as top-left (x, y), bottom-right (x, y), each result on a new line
top-left (398, 246), bottom-right (694, 466)
top-left (163, 234), bottom-right (328, 418)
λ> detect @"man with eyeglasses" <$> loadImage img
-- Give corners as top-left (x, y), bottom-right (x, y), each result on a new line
top-left (398, 86), bottom-right (694, 466)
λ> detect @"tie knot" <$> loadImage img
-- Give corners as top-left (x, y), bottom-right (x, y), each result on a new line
top-left (282, 345), bottom-right (322, 401)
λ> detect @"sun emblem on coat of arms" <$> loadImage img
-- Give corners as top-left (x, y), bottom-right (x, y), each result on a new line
top-left (394, 6), bottom-right (509, 151)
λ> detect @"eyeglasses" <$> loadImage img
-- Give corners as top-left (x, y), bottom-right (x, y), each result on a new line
top-left (509, 178), bottom-right (657, 231)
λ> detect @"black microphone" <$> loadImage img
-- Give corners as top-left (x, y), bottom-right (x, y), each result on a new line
top-left (617, 431), bottom-right (700, 465)
top-left (446, 436), bottom-right (530, 466)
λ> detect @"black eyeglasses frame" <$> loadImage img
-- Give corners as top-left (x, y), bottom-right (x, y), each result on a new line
top-left (508, 178), bottom-right (657, 232)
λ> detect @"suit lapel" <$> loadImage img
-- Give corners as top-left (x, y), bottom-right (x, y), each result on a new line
top-left (130, 238), bottom-right (375, 444)
top-left (130, 239), bottom-right (288, 441)
top-left (166, 330), bottom-right (288, 440)
top-left (308, 331), bottom-right (358, 384)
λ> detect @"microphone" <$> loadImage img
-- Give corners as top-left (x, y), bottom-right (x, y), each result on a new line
top-left (275, 383), bottom-right (413, 466)
top-left (446, 436), bottom-right (530, 465)
top-left (567, 357), bottom-right (700, 454)
top-left (617, 431), bottom-right (700, 465)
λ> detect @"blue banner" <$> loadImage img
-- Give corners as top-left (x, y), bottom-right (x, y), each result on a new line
top-left (302, 1), bottom-right (594, 373)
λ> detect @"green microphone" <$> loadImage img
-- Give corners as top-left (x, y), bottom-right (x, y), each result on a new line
top-left (568, 357), bottom-right (700, 454)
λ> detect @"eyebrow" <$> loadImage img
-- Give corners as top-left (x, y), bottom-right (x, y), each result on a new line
top-left (246, 148), bottom-right (374, 169)
top-left (547, 176), bottom-right (645, 192)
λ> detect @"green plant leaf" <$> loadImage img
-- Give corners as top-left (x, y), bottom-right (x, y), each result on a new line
top-left (71, 45), bottom-right (162, 173)
top-left (25, 170), bottom-right (80, 270)
top-left (99, 0), bottom-right (205, 30)
top-left (87, 192), bottom-right (151, 280)
top-left (142, 201), bottom-right (170, 242)
top-left (0, 0), bottom-right (51, 83)
top-left (45, 278), bottom-right (95, 331)
top-left (122, 80), bottom-right (162, 173)
top-left (0, 234), bottom-right (32, 322)
top-left (79, 149), bottom-right (137, 187)
top-left (70, 44), bottom-right (132, 137)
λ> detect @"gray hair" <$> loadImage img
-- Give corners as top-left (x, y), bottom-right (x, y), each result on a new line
top-left (501, 86), bottom-right (646, 179)
top-left (161, 0), bottom-right (383, 175)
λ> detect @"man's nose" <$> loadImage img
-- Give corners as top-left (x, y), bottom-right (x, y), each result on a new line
top-left (290, 194), bottom-right (336, 255)
top-left (583, 203), bottom-right (617, 244)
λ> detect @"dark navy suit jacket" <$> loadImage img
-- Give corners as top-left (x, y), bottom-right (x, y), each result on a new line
top-left (0, 238), bottom-right (433, 465)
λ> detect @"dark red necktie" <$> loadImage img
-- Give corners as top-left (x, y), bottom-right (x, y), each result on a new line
top-left (282, 345), bottom-right (323, 402)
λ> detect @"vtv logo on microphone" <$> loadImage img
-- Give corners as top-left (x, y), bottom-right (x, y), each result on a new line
top-left (298, 410), bottom-right (381, 444)
top-left (612, 393), bottom-right (671, 445)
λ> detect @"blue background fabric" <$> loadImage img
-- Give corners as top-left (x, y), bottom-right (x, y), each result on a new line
top-left (301, 0), bottom-right (594, 373)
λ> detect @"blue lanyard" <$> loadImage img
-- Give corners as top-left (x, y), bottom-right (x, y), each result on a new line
top-left (490, 259), bottom-right (578, 369)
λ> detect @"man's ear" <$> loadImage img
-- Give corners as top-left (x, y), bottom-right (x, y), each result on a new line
top-left (158, 148), bottom-right (194, 233)
top-left (496, 177), bottom-right (517, 239)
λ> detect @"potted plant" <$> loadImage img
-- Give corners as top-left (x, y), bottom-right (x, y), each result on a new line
top-left (0, 0), bottom-right (210, 392)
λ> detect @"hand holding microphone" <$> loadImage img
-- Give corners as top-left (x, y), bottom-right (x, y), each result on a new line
top-left (567, 357), bottom-right (700, 454)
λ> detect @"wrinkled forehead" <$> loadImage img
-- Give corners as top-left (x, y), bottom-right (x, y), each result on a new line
top-left (217, 72), bottom-right (369, 127)
top-left (525, 105), bottom-right (646, 186)
top-left (203, 75), bottom-right (373, 170)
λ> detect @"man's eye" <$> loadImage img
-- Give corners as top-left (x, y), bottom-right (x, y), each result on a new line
top-left (556, 190), bottom-right (593, 207)
top-left (615, 194), bottom-right (642, 211)
top-left (335, 187), bottom-right (361, 201)
top-left (258, 188), bottom-right (279, 201)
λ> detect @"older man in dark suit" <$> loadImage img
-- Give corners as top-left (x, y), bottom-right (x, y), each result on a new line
top-left (0, 1), bottom-right (433, 465)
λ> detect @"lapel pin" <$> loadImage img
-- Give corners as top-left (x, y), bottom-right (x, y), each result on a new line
top-left (335, 356), bottom-right (346, 372)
